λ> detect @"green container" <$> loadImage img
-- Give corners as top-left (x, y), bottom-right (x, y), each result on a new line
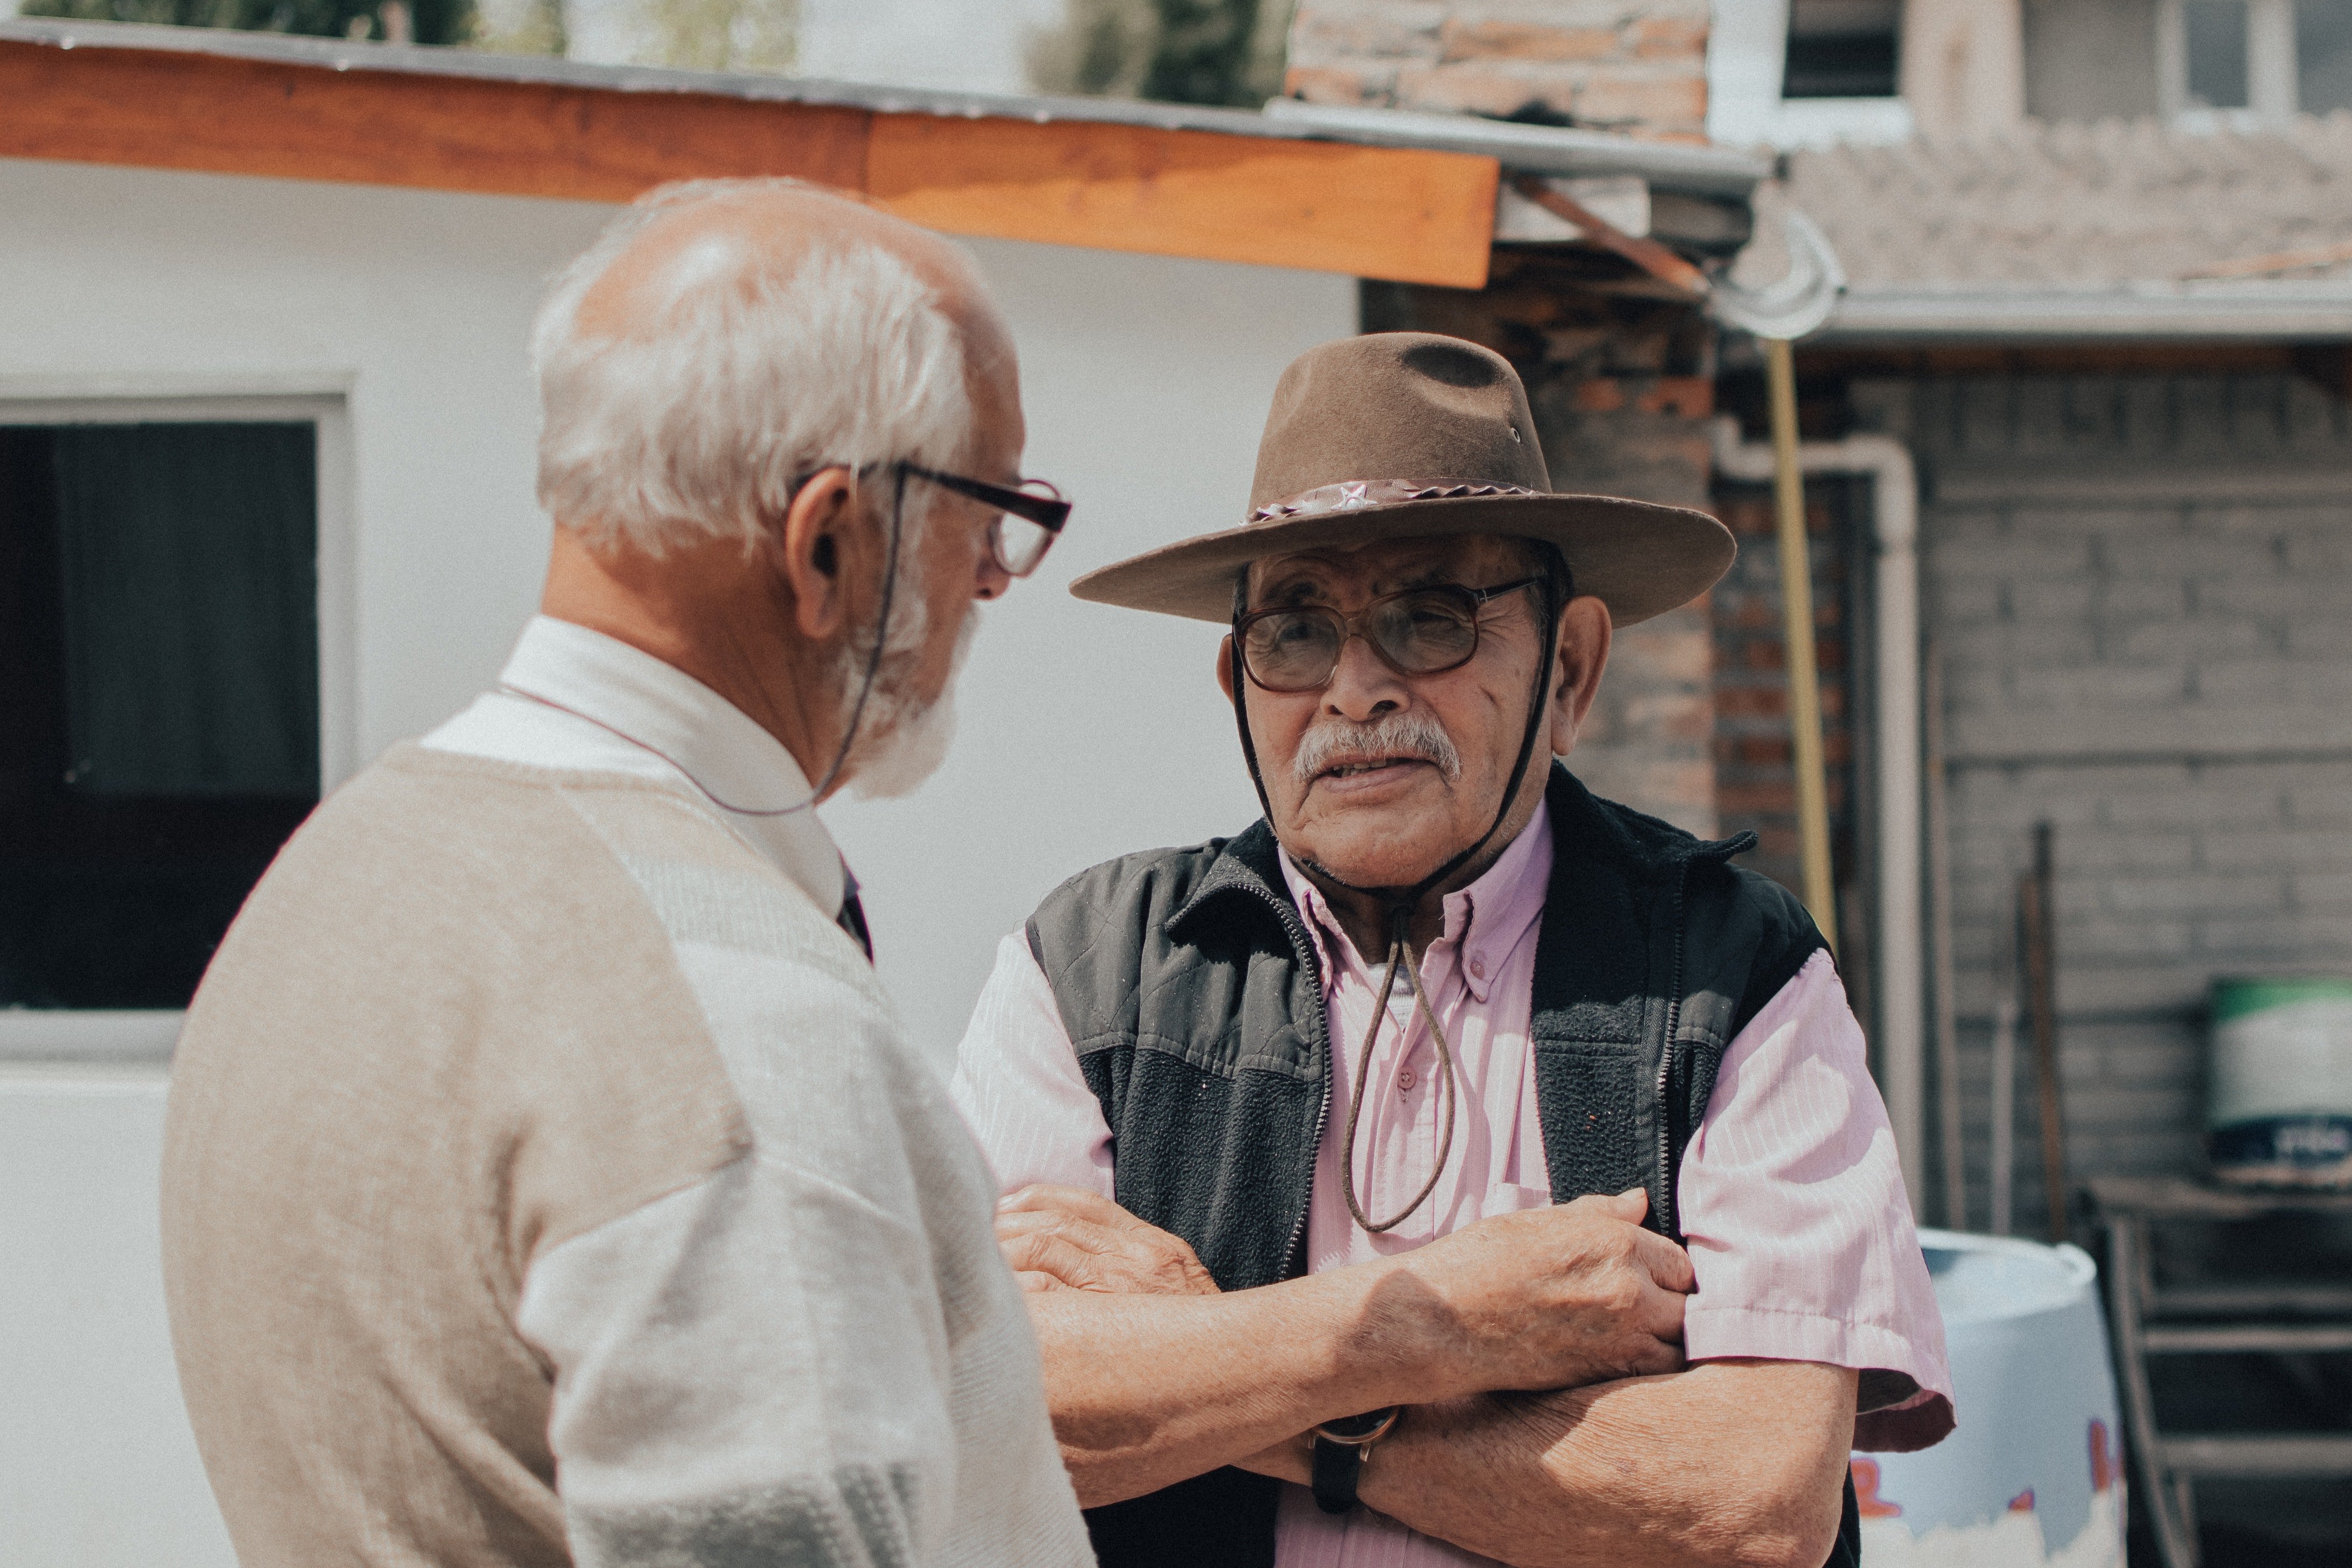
top-left (2208, 977), bottom-right (2352, 1188)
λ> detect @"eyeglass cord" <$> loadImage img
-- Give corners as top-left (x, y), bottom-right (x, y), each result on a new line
top-left (1341, 918), bottom-right (1460, 1234)
top-left (498, 466), bottom-right (908, 820)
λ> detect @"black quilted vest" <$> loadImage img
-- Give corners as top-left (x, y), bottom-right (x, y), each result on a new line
top-left (1025, 765), bottom-right (1856, 1568)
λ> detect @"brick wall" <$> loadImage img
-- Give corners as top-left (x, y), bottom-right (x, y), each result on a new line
top-left (1284, 0), bottom-right (1710, 136)
top-left (1868, 372), bottom-right (2352, 1230)
top-left (1705, 484), bottom-right (1859, 906)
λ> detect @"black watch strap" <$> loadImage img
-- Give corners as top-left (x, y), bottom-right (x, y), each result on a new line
top-left (1311, 1433), bottom-right (1368, 1515)
top-left (1310, 1406), bottom-right (1399, 1514)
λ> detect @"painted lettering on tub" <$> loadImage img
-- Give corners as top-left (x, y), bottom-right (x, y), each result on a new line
top-left (1851, 1459), bottom-right (1904, 1518)
top-left (1854, 1419), bottom-right (2125, 1568)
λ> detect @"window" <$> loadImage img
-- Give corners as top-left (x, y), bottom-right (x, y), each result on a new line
top-left (2299, 0), bottom-right (2352, 111)
top-left (2164, 0), bottom-right (2352, 118)
top-left (1783, 0), bottom-right (1902, 100)
top-left (0, 417), bottom-right (327, 1012)
top-left (2185, 0), bottom-right (2253, 107)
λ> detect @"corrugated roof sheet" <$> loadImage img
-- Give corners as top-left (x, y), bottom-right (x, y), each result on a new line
top-left (1789, 114), bottom-right (2352, 286)
top-left (0, 17), bottom-right (1767, 198)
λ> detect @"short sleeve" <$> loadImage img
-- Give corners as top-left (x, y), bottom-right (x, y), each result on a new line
top-left (1676, 949), bottom-right (1956, 1452)
top-left (949, 932), bottom-right (1116, 1200)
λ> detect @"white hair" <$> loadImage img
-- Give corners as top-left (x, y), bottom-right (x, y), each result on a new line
top-left (531, 178), bottom-right (979, 555)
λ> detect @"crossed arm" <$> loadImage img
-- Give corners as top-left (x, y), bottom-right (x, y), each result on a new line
top-left (1000, 1185), bottom-right (1856, 1568)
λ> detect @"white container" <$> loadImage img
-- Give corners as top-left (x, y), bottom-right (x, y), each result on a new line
top-left (2207, 977), bottom-right (2352, 1188)
top-left (1852, 1229), bottom-right (2124, 1568)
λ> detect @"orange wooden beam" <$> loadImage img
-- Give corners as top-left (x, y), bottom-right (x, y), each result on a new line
top-left (870, 114), bottom-right (1495, 288)
top-left (0, 38), bottom-right (1496, 287)
top-left (0, 41), bottom-right (870, 201)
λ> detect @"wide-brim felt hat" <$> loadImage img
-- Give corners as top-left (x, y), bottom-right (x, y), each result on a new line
top-left (1069, 332), bottom-right (1735, 628)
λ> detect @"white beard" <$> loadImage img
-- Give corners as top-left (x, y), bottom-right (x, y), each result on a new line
top-left (838, 600), bottom-right (979, 801)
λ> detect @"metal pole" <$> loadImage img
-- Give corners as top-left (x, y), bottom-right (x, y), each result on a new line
top-left (1924, 640), bottom-right (1966, 1229)
top-left (2024, 822), bottom-right (2071, 1243)
top-left (1764, 337), bottom-right (1838, 951)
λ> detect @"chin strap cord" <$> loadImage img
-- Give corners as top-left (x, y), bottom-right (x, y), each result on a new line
top-left (1229, 566), bottom-right (1564, 1235)
top-left (1341, 908), bottom-right (1461, 1233)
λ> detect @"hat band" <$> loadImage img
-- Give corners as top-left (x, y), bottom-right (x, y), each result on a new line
top-left (1248, 478), bottom-right (1544, 524)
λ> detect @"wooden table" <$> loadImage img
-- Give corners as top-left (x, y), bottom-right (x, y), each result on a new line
top-left (2089, 1175), bottom-right (2352, 1568)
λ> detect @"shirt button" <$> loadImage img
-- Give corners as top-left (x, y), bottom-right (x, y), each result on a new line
top-left (1397, 1068), bottom-right (1416, 1092)
top-left (1469, 956), bottom-right (1486, 979)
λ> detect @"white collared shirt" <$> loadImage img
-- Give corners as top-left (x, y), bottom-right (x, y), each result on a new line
top-left (424, 615), bottom-right (847, 918)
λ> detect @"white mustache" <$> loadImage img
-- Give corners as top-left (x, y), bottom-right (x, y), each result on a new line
top-left (1293, 713), bottom-right (1462, 789)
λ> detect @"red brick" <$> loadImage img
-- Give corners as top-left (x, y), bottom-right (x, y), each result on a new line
top-left (1628, 16), bottom-right (1707, 59)
top-left (1711, 686), bottom-right (1788, 720)
top-left (1289, 0), bottom-right (1444, 62)
top-left (1572, 71), bottom-right (1706, 132)
top-left (1284, 65), bottom-right (1381, 104)
top-left (1392, 63), bottom-right (1568, 117)
top-left (1572, 377), bottom-right (1627, 412)
top-left (1718, 782), bottom-right (1796, 814)
top-left (1633, 376), bottom-right (1714, 418)
top-left (1439, 19), bottom-right (1619, 62)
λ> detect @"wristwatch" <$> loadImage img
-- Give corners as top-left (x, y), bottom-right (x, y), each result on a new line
top-left (1310, 1407), bottom-right (1401, 1514)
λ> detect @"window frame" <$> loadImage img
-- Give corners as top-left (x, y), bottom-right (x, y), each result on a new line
top-left (2160, 0), bottom-right (2303, 124)
top-left (0, 391), bottom-right (353, 1062)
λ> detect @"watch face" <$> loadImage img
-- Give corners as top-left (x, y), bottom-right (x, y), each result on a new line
top-left (1319, 1408), bottom-right (1397, 1441)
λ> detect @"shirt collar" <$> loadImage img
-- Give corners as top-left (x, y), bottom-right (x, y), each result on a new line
top-left (1276, 797), bottom-right (1554, 1003)
top-left (498, 615), bottom-right (846, 914)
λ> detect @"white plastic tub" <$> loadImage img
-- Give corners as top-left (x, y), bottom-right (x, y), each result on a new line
top-left (1852, 1228), bottom-right (2125, 1567)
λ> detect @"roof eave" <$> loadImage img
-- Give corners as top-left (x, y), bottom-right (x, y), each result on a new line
top-left (1817, 284), bottom-right (2352, 344)
top-left (0, 16), bottom-right (1770, 200)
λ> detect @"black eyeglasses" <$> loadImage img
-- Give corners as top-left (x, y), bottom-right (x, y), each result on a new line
top-left (1234, 577), bottom-right (1543, 694)
top-left (900, 462), bottom-right (1070, 577)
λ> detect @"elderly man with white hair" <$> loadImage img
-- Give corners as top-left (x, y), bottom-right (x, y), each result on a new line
top-left (160, 180), bottom-right (1094, 1568)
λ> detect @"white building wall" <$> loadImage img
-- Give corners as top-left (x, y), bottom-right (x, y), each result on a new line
top-left (0, 153), bottom-right (1351, 1561)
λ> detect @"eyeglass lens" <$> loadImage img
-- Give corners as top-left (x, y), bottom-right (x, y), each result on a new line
top-left (992, 514), bottom-right (1055, 576)
top-left (1241, 589), bottom-right (1484, 692)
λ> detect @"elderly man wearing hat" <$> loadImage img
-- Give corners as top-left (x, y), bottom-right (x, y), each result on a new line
top-left (951, 333), bottom-right (1952, 1568)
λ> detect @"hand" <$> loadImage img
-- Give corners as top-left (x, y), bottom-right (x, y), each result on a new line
top-left (995, 1185), bottom-right (1221, 1298)
top-left (1374, 1189), bottom-right (1693, 1399)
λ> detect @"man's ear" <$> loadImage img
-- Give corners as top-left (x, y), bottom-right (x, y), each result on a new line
top-left (1548, 596), bottom-right (1613, 755)
top-left (1214, 634), bottom-right (1236, 702)
top-left (776, 467), bottom-right (860, 642)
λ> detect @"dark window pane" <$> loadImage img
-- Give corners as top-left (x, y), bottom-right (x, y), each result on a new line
top-left (1784, 0), bottom-right (1901, 98)
top-left (0, 423), bottom-right (319, 1010)
top-left (2187, 0), bottom-right (2252, 108)
top-left (53, 424), bottom-right (318, 798)
top-left (2299, 0), bottom-right (2352, 113)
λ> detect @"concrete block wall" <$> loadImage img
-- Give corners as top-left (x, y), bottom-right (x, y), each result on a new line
top-left (1875, 371), bottom-right (2352, 1230)
top-left (1284, 0), bottom-right (1710, 135)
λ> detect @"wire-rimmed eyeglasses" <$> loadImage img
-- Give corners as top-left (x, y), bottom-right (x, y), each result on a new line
top-left (901, 462), bottom-right (1070, 577)
top-left (1233, 577), bottom-right (1542, 694)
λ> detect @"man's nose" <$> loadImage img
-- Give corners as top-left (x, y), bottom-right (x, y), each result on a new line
top-left (1321, 632), bottom-right (1406, 721)
top-left (972, 542), bottom-right (1013, 601)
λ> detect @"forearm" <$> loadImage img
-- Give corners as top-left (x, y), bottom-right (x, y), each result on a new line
top-left (1026, 1266), bottom-right (1437, 1508)
top-left (1255, 1361), bottom-right (1857, 1568)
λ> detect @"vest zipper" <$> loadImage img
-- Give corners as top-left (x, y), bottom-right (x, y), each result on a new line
top-left (1246, 883), bottom-right (1332, 1278)
top-left (1654, 857), bottom-right (1690, 1241)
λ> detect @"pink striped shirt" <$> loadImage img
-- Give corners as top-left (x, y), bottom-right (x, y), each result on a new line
top-left (950, 803), bottom-right (1951, 1568)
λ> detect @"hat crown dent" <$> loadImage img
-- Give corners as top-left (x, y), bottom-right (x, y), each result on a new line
top-left (1247, 333), bottom-right (1551, 516)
